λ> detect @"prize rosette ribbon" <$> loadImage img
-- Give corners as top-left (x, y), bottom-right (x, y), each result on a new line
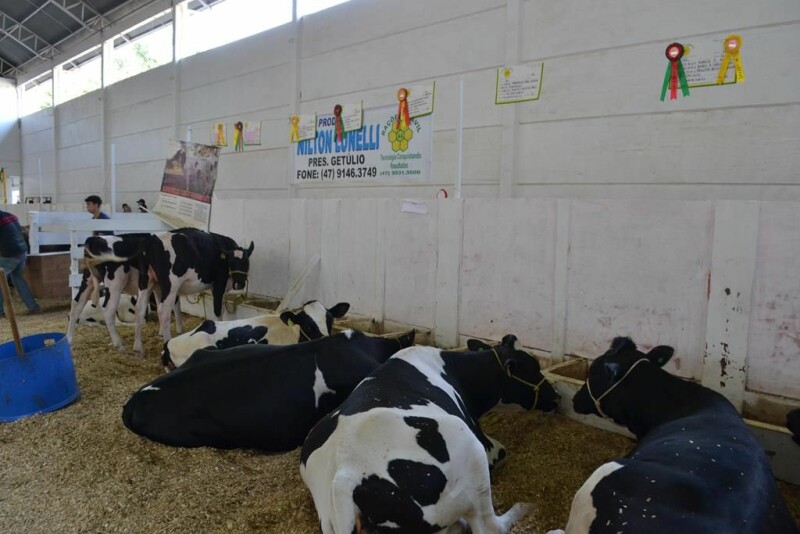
top-left (660, 43), bottom-right (689, 101)
top-left (233, 121), bottom-right (244, 152)
top-left (716, 34), bottom-right (745, 85)
top-left (395, 88), bottom-right (411, 130)
top-left (333, 105), bottom-right (344, 143)
top-left (289, 115), bottom-right (300, 143)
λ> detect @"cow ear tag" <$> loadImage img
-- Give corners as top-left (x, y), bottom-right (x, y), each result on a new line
top-left (647, 345), bottom-right (675, 367)
top-left (604, 362), bottom-right (621, 380)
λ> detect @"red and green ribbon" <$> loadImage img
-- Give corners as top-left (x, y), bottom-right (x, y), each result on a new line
top-left (333, 105), bottom-right (344, 142)
top-left (660, 43), bottom-right (689, 101)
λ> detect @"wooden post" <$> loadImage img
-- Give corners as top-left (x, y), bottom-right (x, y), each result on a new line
top-left (0, 269), bottom-right (24, 355)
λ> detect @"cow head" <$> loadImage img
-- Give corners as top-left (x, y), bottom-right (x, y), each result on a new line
top-left (224, 241), bottom-right (255, 291)
top-left (572, 336), bottom-right (674, 423)
top-left (467, 335), bottom-right (559, 412)
top-left (279, 301), bottom-right (350, 340)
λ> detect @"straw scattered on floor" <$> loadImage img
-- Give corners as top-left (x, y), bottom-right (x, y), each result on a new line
top-left (0, 298), bottom-right (798, 532)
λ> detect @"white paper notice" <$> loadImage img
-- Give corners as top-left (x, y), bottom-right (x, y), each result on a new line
top-left (341, 103), bottom-right (363, 133)
top-left (401, 200), bottom-right (428, 215)
top-left (407, 83), bottom-right (435, 118)
top-left (495, 63), bottom-right (543, 104)
top-left (297, 114), bottom-right (317, 141)
top-left (681, 38), bottom-right (736, 88)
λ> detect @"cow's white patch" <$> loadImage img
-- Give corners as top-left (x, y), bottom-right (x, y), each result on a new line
top-left (140, 385), bottom-right (160, 392)
top-left (233, 250), bottom-right (243, 259)
top-left (395, 347), bottom-right (467, 419)
top-left (342, 329), bottom-right (353, 339)
top-left (564, 461), bottom-right (624, 532)
top-left (312, 365), bottom-right (335, 409)
top-left (304, 301), bottom-right (330, 335)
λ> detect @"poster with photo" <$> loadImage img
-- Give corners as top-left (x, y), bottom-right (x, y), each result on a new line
top-left (153, 140), bottom-right (220, 230)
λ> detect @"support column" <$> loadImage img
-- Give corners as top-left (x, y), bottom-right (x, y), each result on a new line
top-left (701, 201), bottom-right (761, 412)
top-left (434, 198), bottom-right (464, 347)
top-left (498, 0), bottom-right (522, 197)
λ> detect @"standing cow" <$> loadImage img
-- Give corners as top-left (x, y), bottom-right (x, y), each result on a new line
top-left (161, 300), bottom-right (350, 371)
top-left (549, 337), bottom-right (796, 534)
top-left (301, 334), bottom-right (559, 534)
top-left (134, 227), bottom-right (253, 354)
top-left (122, 329), bottom-right (415, 451)
top-left (67, 234), bottom-right (183, 352)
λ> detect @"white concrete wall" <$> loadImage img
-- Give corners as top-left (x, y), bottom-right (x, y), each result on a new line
top-left (209, 197), bottom-right (799, 410)
top-left (14, 0), bottom-right (799, 202)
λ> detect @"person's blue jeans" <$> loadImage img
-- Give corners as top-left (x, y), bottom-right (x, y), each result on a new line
top-left (0, 252), bottom-right (40, 314)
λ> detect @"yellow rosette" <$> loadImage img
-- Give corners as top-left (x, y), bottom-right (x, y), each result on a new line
top-left (716, 34), bottom-right (745, 85)
top-left (289, 115), bottom-right (300, 143)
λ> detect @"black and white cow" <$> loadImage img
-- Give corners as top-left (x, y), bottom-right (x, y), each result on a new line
top-left (135, 227), bottom-right (254, 354)
top-left (549, 337), bottom-right (796, 534)
top-left (122, 329), bottom-right (415, 451)
top-left (161, 300), bottom-right (350, 371)
top-left (300, 334), bottom-right (558, 534)
top-left (66, 234), bottom-right (182, 352)
top-left (75, 292), bottom-right (138, 325)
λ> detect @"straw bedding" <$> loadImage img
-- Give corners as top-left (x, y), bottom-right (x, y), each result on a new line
top-left (0, 298), bottom-right (798, 532)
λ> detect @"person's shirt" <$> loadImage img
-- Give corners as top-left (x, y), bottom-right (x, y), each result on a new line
top-left (93, 211), bottom-right (113, 236)
top-left (0, 211), bottom-right (28, 257)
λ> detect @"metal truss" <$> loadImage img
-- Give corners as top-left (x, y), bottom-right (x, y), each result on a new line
top-left (0, 10), bottom-right (59, 65)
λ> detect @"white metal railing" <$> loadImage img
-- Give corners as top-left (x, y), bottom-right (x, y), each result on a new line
top-left (68, 213), bottom-right (173, 297)
top-left (28, 210), bottom-right (92, 255)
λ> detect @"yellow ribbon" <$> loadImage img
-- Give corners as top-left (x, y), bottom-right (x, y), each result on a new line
top-left (716, 34), bottom-right (745, 85)
top-left (290, 115), bottom-right (300, 143)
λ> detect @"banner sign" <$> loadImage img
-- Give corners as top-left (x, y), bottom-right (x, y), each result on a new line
top-left (153, 140), bottom-right (219, 230)
top-left (294, 104), bottom-right (432, 183)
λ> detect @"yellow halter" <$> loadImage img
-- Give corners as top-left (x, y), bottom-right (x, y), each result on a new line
top-left (586, 358), bottom-right (649, 419)
top-left (491, 348), bottom-right (548, 410)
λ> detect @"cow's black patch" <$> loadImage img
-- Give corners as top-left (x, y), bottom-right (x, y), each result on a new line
top-left (301, 413), bottom-right (339, 465)
top-left (193, 320), bottom-right (217, 335)
top-left (122, 331), bottom-right (412, 451)
top-left (403, 416), bottom-right (449, 463)
top-left (214, 325), bottom-right (269, 350)
top-left (352, 475), bottom-right (443, 534)
top-left (387, 459), bottom-right (446, 507)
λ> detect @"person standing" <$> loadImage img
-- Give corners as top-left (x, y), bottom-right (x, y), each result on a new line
top-left (85, 195), bottom-right (112, 236)
top-left (0, 210), bottom-right (41, 316)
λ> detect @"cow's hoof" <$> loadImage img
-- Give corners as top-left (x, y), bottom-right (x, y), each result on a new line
top-left (115, 346), bottom-right (126, 354)
top-left (133, 349), bottom-right (145, 358)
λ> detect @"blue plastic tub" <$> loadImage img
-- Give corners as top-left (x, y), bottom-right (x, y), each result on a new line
top-left (0, 332), bottom-right (80, 423)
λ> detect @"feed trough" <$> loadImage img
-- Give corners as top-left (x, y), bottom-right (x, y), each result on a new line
top-left (0, 272), bottom-right (79, 423)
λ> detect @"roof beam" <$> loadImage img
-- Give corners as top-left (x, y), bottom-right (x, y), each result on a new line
top-left (47, 0), bottom-right (110, 31)
top-left (0, 11), bottom-right (59, 63)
